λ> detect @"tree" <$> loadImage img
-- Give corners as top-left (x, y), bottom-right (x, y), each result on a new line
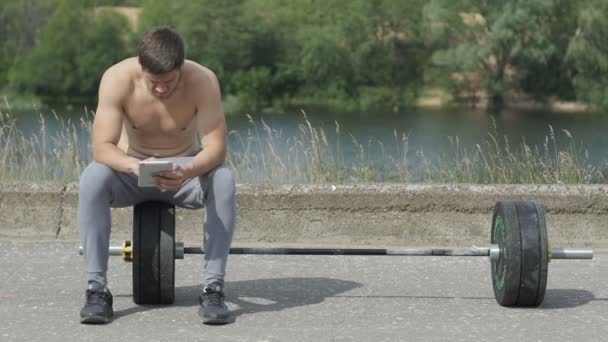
top-left (257, 0), bottom-right (429, 111)
top-left (515, 0), bottom-right (580, 101)
top-left (566, 0), bottom-right (608, 110)
top-left (424, 0), bottom-right (557, 110)
top-left (9, 0), bottom-right (132, 100)
top-left (350, 0), bottom-right (430, 111)
top-left (0, 0), bottom-right (58, 88)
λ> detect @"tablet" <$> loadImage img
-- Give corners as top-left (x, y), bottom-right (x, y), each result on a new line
top-left (138, 160), bottom-right (174, 187)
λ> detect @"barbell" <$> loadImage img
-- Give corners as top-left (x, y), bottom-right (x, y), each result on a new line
top-left (78, 200), bottom-right (593, 306)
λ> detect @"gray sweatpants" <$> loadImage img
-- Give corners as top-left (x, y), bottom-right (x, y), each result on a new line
top-left (78, 158), bottom-right (236, 288)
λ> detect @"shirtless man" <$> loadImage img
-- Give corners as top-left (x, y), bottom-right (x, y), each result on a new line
top-left (78, 27), bottom-right (236, 325)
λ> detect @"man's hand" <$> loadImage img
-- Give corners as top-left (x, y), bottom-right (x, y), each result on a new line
top-left (130, 160), bottom-right (142, 177)
top-left (155, 164), bottom-right (186, 192)
top-left (132, 157), bottom-right (158, 177)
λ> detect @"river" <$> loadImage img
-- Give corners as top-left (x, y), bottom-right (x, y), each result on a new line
top-left (4, 105), bottom-right (608, 182)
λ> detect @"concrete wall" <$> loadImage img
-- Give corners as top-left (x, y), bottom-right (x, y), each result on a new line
top-left (1, 181), bottom-right (607, 250)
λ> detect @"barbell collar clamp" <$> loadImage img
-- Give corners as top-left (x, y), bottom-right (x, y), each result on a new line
top-left (175, 241), bottom-right (185, 259)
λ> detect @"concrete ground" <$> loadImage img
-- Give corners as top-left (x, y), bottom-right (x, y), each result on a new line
top-left (1, 240), bottom-right (607, 342)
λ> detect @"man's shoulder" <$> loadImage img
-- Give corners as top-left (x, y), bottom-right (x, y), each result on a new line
top-left (100, 58), bottom-right (137, 101)
top-left (183, 60), bottom-right (218, 86)
top-left (102, 58), bottom-right (137, 83)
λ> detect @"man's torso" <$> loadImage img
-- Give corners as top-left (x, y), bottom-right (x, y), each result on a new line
top-left (116, 58), bottom-right (202, 157)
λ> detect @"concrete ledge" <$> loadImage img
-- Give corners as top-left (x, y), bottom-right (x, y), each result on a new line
top-left (0, 182), bottom-right (65, 238)
top-left (1, 181), bottom-right (607, 250)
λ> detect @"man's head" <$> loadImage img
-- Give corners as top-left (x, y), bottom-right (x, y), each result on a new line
top-left (138, 27), bottom-right (185, 98)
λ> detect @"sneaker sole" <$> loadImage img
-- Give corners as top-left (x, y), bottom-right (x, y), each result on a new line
top-left (201, 316), bottom-right (234, 325)
top-left (80, 314), bottom-right (112, 324)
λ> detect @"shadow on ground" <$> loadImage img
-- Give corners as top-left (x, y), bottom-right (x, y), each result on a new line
top-left (113, 280), bottom-right (601, 320)
top-left (114, 277), bottom-right (363, 319)
top-left (539, 289), bottom-right (603, 309)
top-left (333, 289), bottom-right (599, 309)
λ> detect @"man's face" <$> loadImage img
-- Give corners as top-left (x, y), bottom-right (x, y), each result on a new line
top-left (142, 68), bottom-right (181, 98)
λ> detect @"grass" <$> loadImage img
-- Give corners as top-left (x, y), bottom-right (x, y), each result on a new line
top-left (0, 105), bottom-right (605, 184)
top-left (431, 125), bottom-right (605, 184)
top-left (0, 102), bottom-right (92, 181)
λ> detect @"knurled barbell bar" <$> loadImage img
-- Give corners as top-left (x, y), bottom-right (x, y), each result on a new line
top-left (79, 242), bottom-right (591, 260)
top-left (78, 200), bottom-right (593, 307)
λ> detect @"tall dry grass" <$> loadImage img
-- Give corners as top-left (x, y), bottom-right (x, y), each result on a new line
top-left (0, 102), bottom-right (92, 181)
top-left (226, 112), bottom-right (605, 184)
top-left (0, 105), bottom-right (604, 184)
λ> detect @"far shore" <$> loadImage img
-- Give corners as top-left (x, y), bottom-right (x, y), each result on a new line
top-left (416, 91), bottom-right (590, 114)
top-left (1, 91), bottom-right (594, 115)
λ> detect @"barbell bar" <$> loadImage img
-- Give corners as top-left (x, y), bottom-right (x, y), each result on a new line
top-left (78, 244), bottom-right (592, 261)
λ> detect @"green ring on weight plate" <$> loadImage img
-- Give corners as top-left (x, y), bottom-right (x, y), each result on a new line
top-left (493, 215), bottom-right (507, 290)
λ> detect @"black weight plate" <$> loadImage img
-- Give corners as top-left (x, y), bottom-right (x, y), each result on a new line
top-left (491, 201), bottom-right (522, 306)
top-left (159, 205), bottom-right (176, 304)
top-left (535, 202), bottom-right (549, 305)
top-left (514, 201), bottom-right (548, 306)
top-left (132, 202), bottom-right (176, 305)
top-left (132, 203), bottom-right (145, 304)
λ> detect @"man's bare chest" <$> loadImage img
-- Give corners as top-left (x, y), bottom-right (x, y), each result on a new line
top-left (123, 92), bottom-right (196, 134)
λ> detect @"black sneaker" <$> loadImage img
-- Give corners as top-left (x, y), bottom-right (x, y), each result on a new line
top-left (198, 283), bottom-right (234, 325)
top-left (80, 285), bottom-right (113, 324)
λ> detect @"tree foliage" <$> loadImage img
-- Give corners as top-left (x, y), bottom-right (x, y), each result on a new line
top-left (424, 0), bottom-right (558, 109)
top-left (9, 0), bottom-right (132, 100)
top-left (0, 0), bottom-right (59, 87)
top-left (516, 0), bottom-right (580, 101)
top-left (566, 0), bottom-right (608, 110)
top-left (1, 0), bottom-right (607, 112)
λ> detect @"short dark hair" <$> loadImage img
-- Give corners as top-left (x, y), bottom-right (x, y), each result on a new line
top-left (137, 27), bottom-right (185, 74)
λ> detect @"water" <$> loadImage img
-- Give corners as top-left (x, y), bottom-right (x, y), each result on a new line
top-left (235, 108), bottom-right (608, 164)
top-left (5, 105), bottom-right (608, 180)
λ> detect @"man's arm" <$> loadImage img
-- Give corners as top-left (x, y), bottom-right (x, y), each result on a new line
top-left (91, 68), bottom-right (141, 174)
top-left (182, 69), bottom-right (228, 179)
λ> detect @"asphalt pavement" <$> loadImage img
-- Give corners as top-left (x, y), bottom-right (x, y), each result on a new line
top-left (1, 240), bottom-right (607, 342)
